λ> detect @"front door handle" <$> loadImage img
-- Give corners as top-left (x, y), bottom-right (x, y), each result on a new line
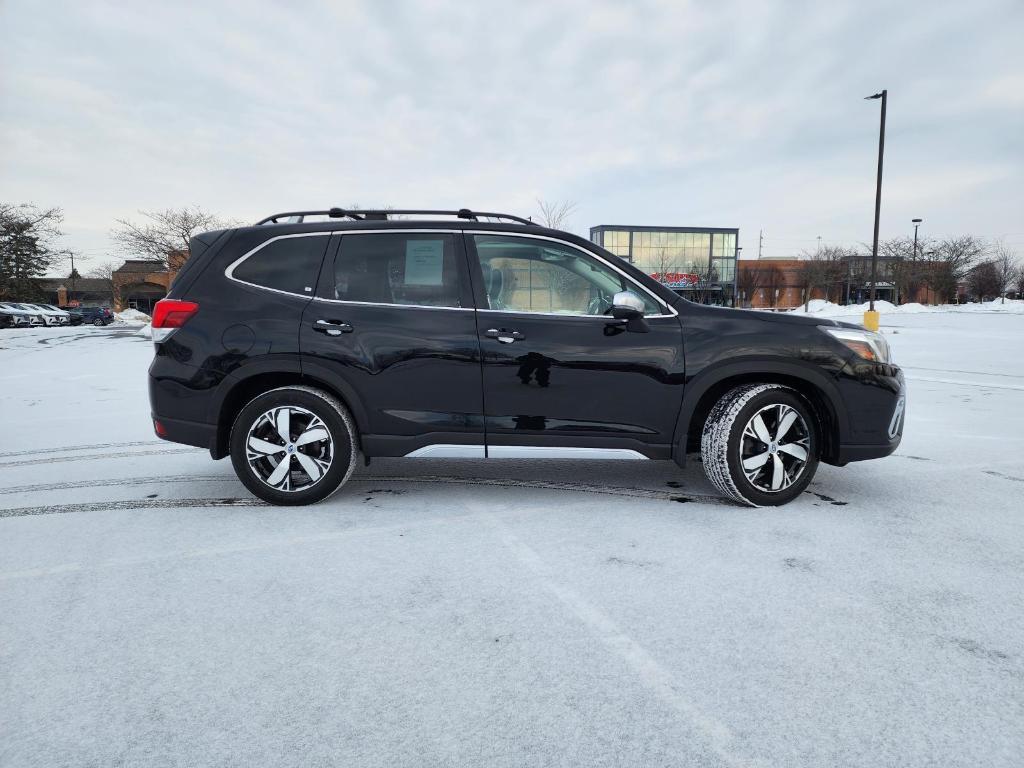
top-left (485, 328), bottom-right (524, 344)
top-left (313, 319), bottom-right (354, 337)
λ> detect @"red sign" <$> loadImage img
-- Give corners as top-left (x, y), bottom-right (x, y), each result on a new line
top-left (651, 272), bottom-right (700, 288)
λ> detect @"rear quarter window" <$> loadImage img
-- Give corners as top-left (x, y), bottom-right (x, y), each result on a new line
top-left (231, 235), bottom-right (330, 295)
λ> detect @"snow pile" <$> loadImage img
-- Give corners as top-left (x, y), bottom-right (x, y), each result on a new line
top-left (115, 309), bottom-right (151, 326)
top-left (789, 299), bottom-right (896, 317)
top-left (788, 298), bottom-right (1024, 317)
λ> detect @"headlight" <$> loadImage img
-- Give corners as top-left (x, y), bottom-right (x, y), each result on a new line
top-left (820, 326), bottom-right (892, 363)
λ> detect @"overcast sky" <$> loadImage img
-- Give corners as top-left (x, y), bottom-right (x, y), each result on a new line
top-left (1, 0), bottom-right (1022, 270)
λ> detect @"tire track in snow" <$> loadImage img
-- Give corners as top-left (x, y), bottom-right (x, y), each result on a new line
top-left (0, 497), bottom-right (264, 518)
top-left (0, 475), bottom-right (729, 505)
top-left (0, 440), bottom-right (164, 459)
top-left (0, 447), bottom-right (200, 468)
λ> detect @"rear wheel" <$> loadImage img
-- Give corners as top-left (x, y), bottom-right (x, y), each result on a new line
top-left (93, 318), bottom-right (104, 326)
top-left (229, 386), bottom-right (358, 505)
top-left (701, 384), bottom-right (819, 506)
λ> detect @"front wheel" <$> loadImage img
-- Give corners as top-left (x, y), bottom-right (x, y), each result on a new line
top-left (701, 384), bottom-right (819, 506)
top-left (229, 386), bottom-right (358, 505)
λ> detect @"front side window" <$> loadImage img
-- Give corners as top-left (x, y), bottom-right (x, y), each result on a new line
top-left (232, 235), bottom-right (330, 295)
top-left (473, 235), bottom-right (662, 316)
top-left (332, 233), bottom-right (462, 308)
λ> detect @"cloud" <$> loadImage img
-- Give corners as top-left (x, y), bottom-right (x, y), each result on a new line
top-left (0, 0), bottom-right (1021, 266)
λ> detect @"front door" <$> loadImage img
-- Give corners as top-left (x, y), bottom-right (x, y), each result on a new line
top-left (300, 230), bottom-right (485, 457)
top-left (466, 233), bottom-right (686, 458)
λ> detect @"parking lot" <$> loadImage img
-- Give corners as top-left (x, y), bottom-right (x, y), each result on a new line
top-left (2, 314), bottom-right (1023, 767)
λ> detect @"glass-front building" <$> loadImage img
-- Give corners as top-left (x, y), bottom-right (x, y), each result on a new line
top-left (590, 225), bottom-right (739, 305)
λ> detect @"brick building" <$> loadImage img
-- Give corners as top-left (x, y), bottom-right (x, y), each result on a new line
top-left (737, 257), bottom-right (935, 309)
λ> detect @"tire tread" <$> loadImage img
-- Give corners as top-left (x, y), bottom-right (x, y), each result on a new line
top-left (700, 383), bottom-right (794, 507)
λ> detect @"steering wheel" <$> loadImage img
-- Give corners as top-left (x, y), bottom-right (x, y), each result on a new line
top-left (587, 293), bottom-right (612, 316)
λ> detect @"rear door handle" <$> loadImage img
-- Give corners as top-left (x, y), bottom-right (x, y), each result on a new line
top-left (313, 319), bottom-right (353, 336)
top-left (485, 328), bottom-right (524, 344)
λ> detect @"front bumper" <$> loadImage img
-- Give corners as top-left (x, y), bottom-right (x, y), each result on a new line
top-left (833, 362), bottom-right (906, 465)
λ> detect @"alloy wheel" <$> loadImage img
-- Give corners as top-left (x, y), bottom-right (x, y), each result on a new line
top-left (245, 405), bottom-right (334, 492)
top-left (738, 403), bottom-right (811, 493)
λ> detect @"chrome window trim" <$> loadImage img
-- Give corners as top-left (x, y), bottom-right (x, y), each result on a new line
top-left (224, 231), bottom-right (335, 298)
top-left (223, 228), bottom-right (678, 318)
top-left (312, 297), bottom-right (473, 312)
top-left (224, 229), bottom-right (466, 304)
top-left (466, 230), bottom-right (678, 318)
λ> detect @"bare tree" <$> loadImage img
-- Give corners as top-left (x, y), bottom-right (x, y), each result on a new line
top-left (967, 261), bottom-right (1000, 301)
top-left (991, 241), bottom-right (1019, 304)
top-left (928, 235), bottom-right (987, 303)
top-left (86, 260), bottom-right (123, 307)
top-left (86, 260), bottom-right (120, 282)
top-left (761, 264), bottom-right (784, 308)
top-left (535, 200), bottom-right (577, 230)
top-left (651, 245), bottom-right (680, 285)
top-left (111, 206), bottom-right (230, 268)
top-left (879, 235), bottom-right (934, 304)
top-left (794, 246), bottom-right (850, 310)
top-left (736, 263), bottom-right (764, 308)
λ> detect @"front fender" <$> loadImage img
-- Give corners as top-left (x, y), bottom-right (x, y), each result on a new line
top-left (673, 356), bottom-right (851, 464)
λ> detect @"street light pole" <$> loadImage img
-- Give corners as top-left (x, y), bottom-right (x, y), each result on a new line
top-left (864, 89), bottom-right (887, 330)
top-left (910, 217), bottom-right (922, 304)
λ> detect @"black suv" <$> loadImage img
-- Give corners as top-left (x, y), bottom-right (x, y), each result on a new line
top-left (149, 208), bottom-right (905, 506)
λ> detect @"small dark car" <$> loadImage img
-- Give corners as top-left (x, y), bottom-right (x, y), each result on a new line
top-left (68, 306), bottom-right (115, 326)
top-left (149, 208), bottom-right (905, 507)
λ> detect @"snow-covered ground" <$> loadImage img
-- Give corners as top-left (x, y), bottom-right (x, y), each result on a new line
top-left (1, 314), bottom-right (1022, 767)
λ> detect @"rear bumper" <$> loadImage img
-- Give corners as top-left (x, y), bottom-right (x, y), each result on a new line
top-left (152, 414), bottom-right (217, 452)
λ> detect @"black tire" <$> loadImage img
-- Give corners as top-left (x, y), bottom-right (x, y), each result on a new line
top-left (229, 386), bottom-right (358, 506)
top-left (93, 318), bottom-right (104, 326)
top-left (701, 384), bottom-right (819, 507)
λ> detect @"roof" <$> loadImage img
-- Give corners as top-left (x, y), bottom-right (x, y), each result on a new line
top-left (590, 224), bottom-right (739, 234)
top-left (36, 277), bottom-right (113, 292)
top-left (116, 260), bottom-right (167, 274)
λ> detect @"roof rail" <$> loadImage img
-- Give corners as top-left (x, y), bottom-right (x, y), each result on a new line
top-left (255, 208), bottom-right (538, 226)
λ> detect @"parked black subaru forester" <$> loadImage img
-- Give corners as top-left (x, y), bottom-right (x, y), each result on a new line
top-left (149, 208), bottom-right (905, 507)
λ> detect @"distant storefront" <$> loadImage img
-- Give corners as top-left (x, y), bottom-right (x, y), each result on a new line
top-left (39, 252), bottom-right (186, 312)
top-left (590, 225), bottom-right (739, 305)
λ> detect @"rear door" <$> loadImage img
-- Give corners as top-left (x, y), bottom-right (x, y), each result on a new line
top-left (300, 230), bottom-right (485, 457)
top-left (467, 233), bottom-right (686, 458)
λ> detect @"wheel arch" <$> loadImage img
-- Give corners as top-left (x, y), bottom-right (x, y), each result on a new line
top-left (676, 361), bottom-right (849, 466)
top-left (209, 367), bottom-right (368, 460)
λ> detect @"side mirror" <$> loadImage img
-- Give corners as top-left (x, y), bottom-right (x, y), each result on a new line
top-left (610, 291), bottom-right (650, 333)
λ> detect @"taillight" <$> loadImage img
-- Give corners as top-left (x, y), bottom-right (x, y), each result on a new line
top-left (151, 299), bottom-right (199, 342)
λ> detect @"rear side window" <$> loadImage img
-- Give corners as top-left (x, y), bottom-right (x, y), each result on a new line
top-left (332, 233), bottom-right (462, 308)
top-left (232, 235), bottom-right (330, 295)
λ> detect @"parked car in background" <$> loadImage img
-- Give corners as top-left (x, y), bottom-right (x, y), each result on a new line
top-left (58, 307), bottom-right (84, 325)
top-left (0, 306), bottom-right (20, 328)
top-left (20, 303), bottom-right (70, 326)
top-left (0, 302), bottom-right (44, 327)
top-left (67, 306), bottom-right (115, 326)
